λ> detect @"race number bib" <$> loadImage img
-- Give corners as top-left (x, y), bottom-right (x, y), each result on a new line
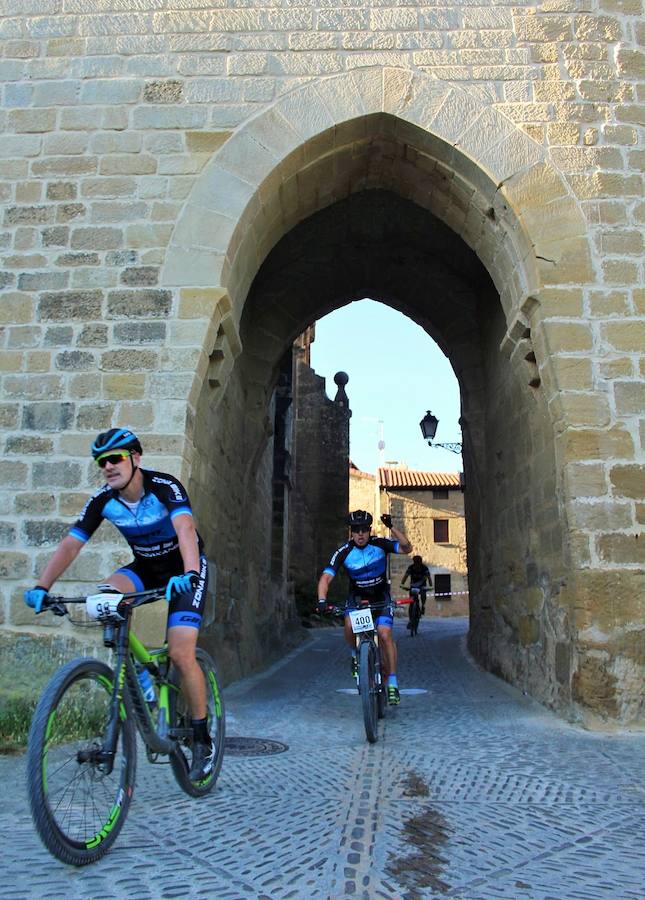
top-left (348, 607), bottom-right (374, 634)
top-left (86, 593), bottom-right (124, 621)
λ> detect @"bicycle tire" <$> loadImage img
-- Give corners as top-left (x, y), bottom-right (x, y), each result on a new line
top-left (168, 647), bottom-right (225, 797)
top-left (410, 599), bottom-right (421, 637)
top-left (376, 644), bottom-right (387, 720)
top-left (26, 657), bottom-right (136, 866)
top-left (359, 640), bottom-right (378, 743)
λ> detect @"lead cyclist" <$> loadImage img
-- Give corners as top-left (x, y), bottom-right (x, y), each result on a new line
top-left (23, 427), bottom-right (215, 782)
top-left (317, 510), bottom-right (412, 705)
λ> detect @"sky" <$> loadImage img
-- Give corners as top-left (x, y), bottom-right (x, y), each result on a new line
top-left (309, 299), bottom-right (463, 475)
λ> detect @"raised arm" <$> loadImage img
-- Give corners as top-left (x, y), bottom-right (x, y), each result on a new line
top-left (391, 524), bottom-right (412, 555)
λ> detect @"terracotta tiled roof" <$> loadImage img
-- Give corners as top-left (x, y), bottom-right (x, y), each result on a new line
top-left (378, 467), bottom-right (462, 489)
top-left (349, 462), bottom-right (375, 480)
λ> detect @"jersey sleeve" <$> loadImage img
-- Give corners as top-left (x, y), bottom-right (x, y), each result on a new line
top-left (151, 473), bottom-right (193, 521)
top-left (323, 543), bottom-right (350, 577)
top-left (373, 536), bottom-right (400, 554)
top-left (69, 490), bottom-right (108, 544)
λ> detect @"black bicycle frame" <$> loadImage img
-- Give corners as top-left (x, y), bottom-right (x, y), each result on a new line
top-left (97, 610), bottom-right (175, 775)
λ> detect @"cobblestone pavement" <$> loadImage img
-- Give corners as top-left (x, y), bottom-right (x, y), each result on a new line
top-left (2, 617), bottom-right (644, 899)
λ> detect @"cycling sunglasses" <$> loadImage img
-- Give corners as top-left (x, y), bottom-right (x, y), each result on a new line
top-left (96, 451), bottom-right (131, 468)
top-left (351, 526), bottom-right (371, 534)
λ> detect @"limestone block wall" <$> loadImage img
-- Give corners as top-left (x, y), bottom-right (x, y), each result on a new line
top-left (0, 0), bottom-right (643, 724)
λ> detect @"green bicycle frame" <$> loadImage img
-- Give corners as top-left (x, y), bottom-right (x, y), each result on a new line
top-left (128, 630), bottom-right (173, 734)
top-left (100, 617), bottom-right (177, 774)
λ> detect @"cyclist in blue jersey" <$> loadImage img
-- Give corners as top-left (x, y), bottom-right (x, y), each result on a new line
top-left (24, 428), bottom-right (215, 781)
top-left (317, 510), bottom-right (412, 705)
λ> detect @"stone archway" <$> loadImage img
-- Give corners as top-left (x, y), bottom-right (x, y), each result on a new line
top-left (159, 68), bottom-right (640, 725)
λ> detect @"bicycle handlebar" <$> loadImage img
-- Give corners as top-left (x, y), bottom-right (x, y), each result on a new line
top-left (43, 588), bottom-right (165, 617)
top-left (320, 597), bottom-right (411, 616)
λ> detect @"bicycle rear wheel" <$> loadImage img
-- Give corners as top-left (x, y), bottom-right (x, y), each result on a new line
top-left (359, 640), bottom-right (378, 743)
top-left (26, 658), bottom-right (136, 866)
top-left (168, 647), bottom-right (225, 797)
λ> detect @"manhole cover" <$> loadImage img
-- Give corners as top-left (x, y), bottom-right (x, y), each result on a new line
top-left (224, 736), bottom-right (289, 757)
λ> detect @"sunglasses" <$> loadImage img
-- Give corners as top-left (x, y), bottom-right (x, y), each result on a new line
top-left (96, 451), bottom-right (131, 468)
top-left (351, 526), bottom-right (370, 534)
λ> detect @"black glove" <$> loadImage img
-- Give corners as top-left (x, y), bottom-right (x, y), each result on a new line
top-left (317, 599), bottom-right (328, 614)
top-left (380, 513), bottom-right (392, 529)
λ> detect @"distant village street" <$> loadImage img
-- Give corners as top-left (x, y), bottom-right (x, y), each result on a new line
top-left (3, 618), bottom-right (643, 899)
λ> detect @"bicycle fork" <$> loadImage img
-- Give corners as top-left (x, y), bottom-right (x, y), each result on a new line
top-left (85, 623), bottom-right (176, 775)
top-left (356, 634), bottom-right (383, 694)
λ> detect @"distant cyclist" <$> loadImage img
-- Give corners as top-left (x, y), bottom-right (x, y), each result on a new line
top-left (23, 428), bottom-right (215, 782)
top-left (401, 555), bottom-right (432, 625)
top-left (317, 510), bottom-right (412, 705)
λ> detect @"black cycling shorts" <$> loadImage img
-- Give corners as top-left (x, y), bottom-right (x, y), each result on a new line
top-left (116, 554), bottom-right (208, 630)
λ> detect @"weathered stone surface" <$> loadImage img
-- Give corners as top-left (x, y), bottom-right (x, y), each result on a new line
top-left (77, 323), bottom-right (108, 346)
top-left (113, 321), bottom-right (166, 343)
top-left (22, 402), bottom-right (75, 432)
top-left (22, 520), bottom-right (69, 547)
top-left (37, 290), bottom-right (102, 321)
top-left (106, 288), bottom-right (172, 318)
top-left (32, 462), bottom-right (83, 489)
top-left (5, 436), bottom-right (53, 455)
top-left (610, 465), bottom-right (645, 499)
top-left (55, 350), bottom-right (95, 370)
top-left (598, 533), bottom-right (645, 565)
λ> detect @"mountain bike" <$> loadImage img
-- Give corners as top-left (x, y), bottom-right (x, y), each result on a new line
top-left (26, 588), bottom-right (225, 866)
top-left (325, 599), bottom-right (390, 744)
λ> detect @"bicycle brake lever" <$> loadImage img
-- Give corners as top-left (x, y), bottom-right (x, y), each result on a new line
top-left (50, 602), bottom-right (68, 617)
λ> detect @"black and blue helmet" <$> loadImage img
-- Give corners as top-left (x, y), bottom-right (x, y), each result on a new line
top-left (91, 428), bottom-right (142, 459)
top-left (347, 509), bottom-right (372, 528)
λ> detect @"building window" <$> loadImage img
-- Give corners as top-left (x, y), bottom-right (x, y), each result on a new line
top-left (433, 519), bottom-right (449, 543)
top-left (432, 488), bottom-right (449, 499)
top-left (434, 573), bottom-right (451, 597)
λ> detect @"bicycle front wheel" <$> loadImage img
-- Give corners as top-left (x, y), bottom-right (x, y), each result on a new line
top-left (359, 640), bottom-right (378, 743)
top-left (410, 600), bottom-right (421, 636)
top-left (26, 658), bottom-right (136, 866)
top-left (168, 647), bottom-right (225, 797)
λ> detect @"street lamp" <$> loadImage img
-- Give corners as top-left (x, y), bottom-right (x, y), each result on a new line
top-left (419, 410), bottom-right (462, 455)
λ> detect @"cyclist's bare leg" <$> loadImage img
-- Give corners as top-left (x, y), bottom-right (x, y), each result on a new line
top-left (377, 624), bottom-right (397, 680)
top-left (167, 625), bottom-right (206, 720)
top-left (103, 571), bottom-right (137, 593)
top-left (343, 616), bottom-right (356, 648)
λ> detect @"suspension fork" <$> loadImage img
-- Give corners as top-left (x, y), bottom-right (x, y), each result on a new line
top-left (85, 620), bottom-right (131, 775)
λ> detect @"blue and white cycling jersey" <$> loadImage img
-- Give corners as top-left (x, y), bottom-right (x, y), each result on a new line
top-left (70, 468), bottom-right (203, 579)
top-left (323, 537), bottom-right (400, 595)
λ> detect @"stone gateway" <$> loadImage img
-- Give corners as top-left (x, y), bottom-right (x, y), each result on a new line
top-left (1, 1), bottom-right (643, 726)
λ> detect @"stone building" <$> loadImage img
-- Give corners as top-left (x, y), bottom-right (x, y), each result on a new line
top-left (0, 1), bottom-right (643, 726)
top-left (349, 463), bottom-right (469, 616)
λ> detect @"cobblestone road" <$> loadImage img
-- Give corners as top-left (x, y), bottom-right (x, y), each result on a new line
top-left (2, 617), bottom-right (644, 899)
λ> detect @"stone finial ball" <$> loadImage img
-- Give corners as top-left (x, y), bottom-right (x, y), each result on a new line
top-left (334, 371), bottom-right (349, 386)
